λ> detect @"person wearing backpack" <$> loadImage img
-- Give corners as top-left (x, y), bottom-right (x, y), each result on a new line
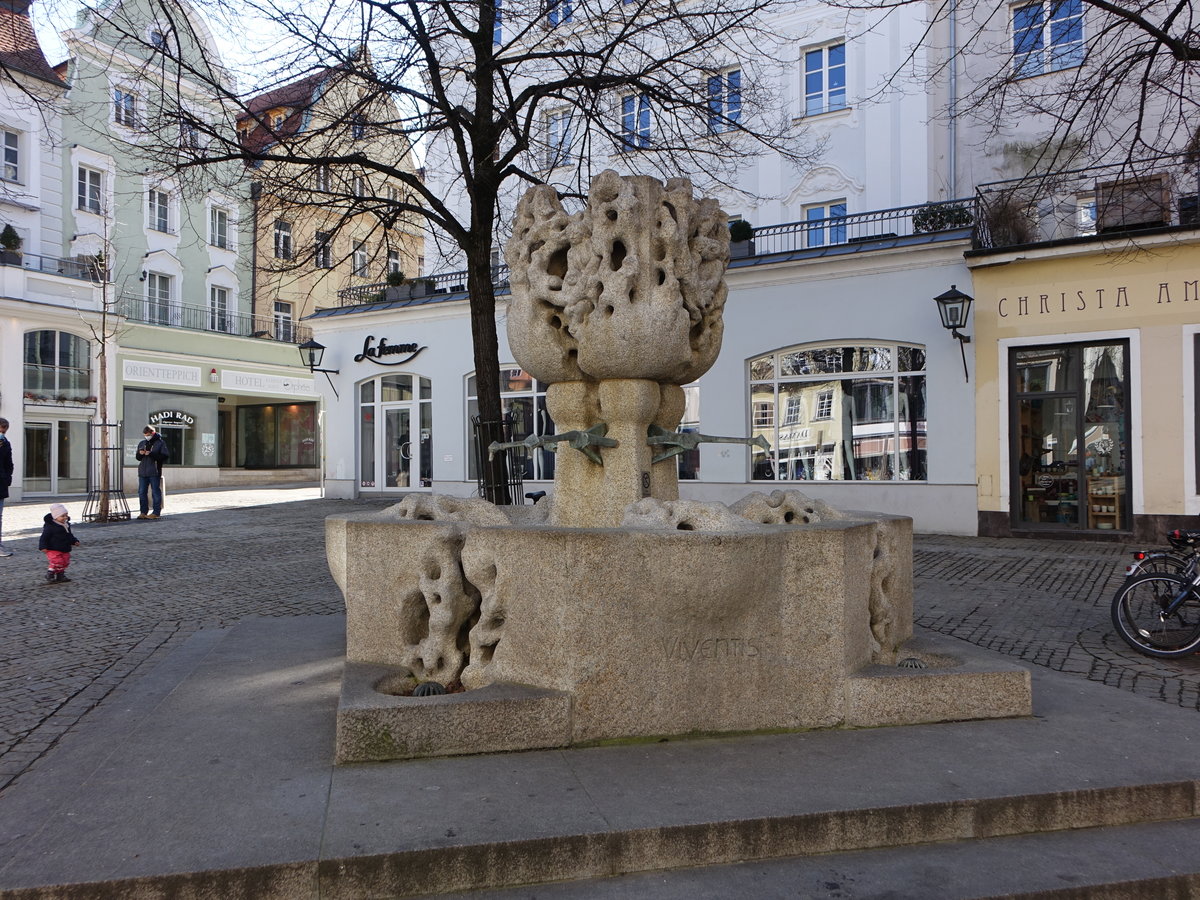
top-left (136, 425), bottom-right (169, 519)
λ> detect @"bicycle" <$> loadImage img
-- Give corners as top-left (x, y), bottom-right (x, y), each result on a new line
top-left (1111, 537), bottom-right (1200, 658)
top-left (1122, 529), bottom-right (1200, 578)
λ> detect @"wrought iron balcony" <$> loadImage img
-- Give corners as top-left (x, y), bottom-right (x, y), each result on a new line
top-left (116, 292), bottom-right (312, 344)
top-left (975, 153), bottom-right (1200, 250)
top-left (0, 251), bottom-right (102, 281)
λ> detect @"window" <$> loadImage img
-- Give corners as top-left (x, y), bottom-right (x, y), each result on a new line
top-left (387, 249), bottom-right (402, 276)
top-left (467, 368), bottom-right (556, 482)
top-left (270, 112), bottom-right (285, 129)
top-left (620, 93), bottom-right (651, 151)
top-left (493, 0), bottom-right (502, 44)
top-left (314, 165), bottom-right (330, 192)
top-left (748, 343), bottom-right (927, 482)
top-left (707, 69), bottom-right (741, 134)
top-left (209, 206), bottom-right (230, 248)
top-left (1075, 194), bottom-right (1097, 236)
top-left (351, 114), bottom-right (366, 140)
top-left (315, 231), bottom-right (332, 268)
top-left (114, 89), bottom-right (137, 127)
top-left (547, 0), bottom-right (572, 27)
top-left (179, 119), bottom-right (199, 149)
top-left (23, 331), bottom-right (92, 403)
top-left (803, 43), bottom-right (846, 116)
top-left (1013, 0), bottom-right (1084, 78)
top-left (353, 174), bottom-right (367, 197)
top-left (1, 130), bottom-right (18, 182)
top-left (146, 273), bottom-right (172, 325)
top-left (352, 240), bottom-right (369, 276)
top-left (147, 189), bottom-right (171, 233)
top-left (546, 110), bottom-right (573, 167)
top-left (208, 286), bottom-right (230, 332)
top-left (273, 219), bottom-right (292, 259)
top-left (274, 301), bottom-right (293, 342)
top-left (386, 184), bottom-right (400, 203)
top-left (804, 200), bottom-right (847, 247)
top-left (237, 402), bottom-right (319, 467)
top-left (149, 28), bottom-right (168, 49)
top-left (77, 166), bottom-right (102, 214)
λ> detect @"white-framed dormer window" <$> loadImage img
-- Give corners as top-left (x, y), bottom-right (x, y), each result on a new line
top-left (803, 43), bottom-right (846, 116)
top-left (77, 166), bottom-right (103, 214)
top-left (147, 188), bottom-right (171, 233)
top-left (1013, 0), bottom-right (1084, 78)
top-left (545, 109), bottom-right (573, 168)
top-left (208, 285), bottom-right (230, 333)
top-left (706, 68), bottom-right (741, 134)
top-left (209, 205), bottom-right (230, 249)
top-left (114, 88), bottom-right (138, 128)
top-left (273, 219), bottom-right (292, 259)
top-left (1, 130), bottom-right (19, 182)
top-left (352, 240), bottom-right (369, 277)
top-left (620, 93), bottom-right (651, 151)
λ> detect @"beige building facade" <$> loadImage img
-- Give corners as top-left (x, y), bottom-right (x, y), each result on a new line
top-left (971, 231), bottom-right (1200, 540)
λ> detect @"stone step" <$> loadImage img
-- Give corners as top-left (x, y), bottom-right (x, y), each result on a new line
top-left (3, 781), bottom-right (1197, 899)
top-left (409, 817), bottom-right (1200, 900)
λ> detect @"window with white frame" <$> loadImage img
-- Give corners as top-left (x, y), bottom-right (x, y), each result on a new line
top-left (314, 165), bottom-right (330, 192)
top-left (387, 183), bottom-right (400, 203)
top-left (707, 69), bottom-right (741, 134)
top-left (179, 118), bottom-right (200, 149)
top-left (208, 285), bottom-right (230, 332)
top-left (1, 130), bottom-right (18, 182)
top-left (146, 273), bottom-right (172, 325)
top-left (620, 93), bottom-right (651, 151)
top-left (804, 200), bottom-right (847, 247)
top-left (387, 249), bottom-right (402, 276)
top-left (77, 166), bottom-right (103, 214)
top-left (147, 188), bottom-right (171, 233)
top-left (274, 300), bottom-right (293, 342)
top-left (748, 343), bottom-right (927, 482)
top-left (353, 173), bottom-right (367, 197)
top-left (546, 0), bottom-right (572, 27)
top-left (546, 110), bottom-right (573, 167)
top-left (1013, 0), bottom-right (1084, 78)
top-left (352, 240), bottom-right (369, 276)
top-left (273, 219), bottom-right (292, 259)
top-left (315, 231), bottom-right (332, 269)
top-left (209, 206), bottom-right (230, 249)
top-left (1075, 193), bottom-right (1097, 236)
top-left (803, 43), bottom-right (846, 116)
top-left (114, 89), bottom-right (138, 127)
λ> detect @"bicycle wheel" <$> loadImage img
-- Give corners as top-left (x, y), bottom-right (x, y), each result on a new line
top-left (1111, 573), bottom-right (1200, 658)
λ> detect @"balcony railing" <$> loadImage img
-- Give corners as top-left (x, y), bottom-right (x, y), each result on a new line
top-left (338, 266), bottom-right (510, 307)
top-left (116, 293), bottom-right (312, 344)
top-left (0, 251), bottom-right (102, 281)
top-left (975, 153), bottom-right (1200, 250)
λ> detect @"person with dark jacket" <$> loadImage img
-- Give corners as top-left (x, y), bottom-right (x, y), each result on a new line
top-left (136, 425), bottom-right (169, 519)
top-left (0, 416), bottom-right (12, 557)
top-left (38, 503), bottom-right (80, 583)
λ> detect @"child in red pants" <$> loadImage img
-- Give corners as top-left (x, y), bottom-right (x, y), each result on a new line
top-left (38, 503), bottom-right (80, 583)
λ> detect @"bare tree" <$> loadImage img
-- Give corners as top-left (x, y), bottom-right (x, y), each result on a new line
top-left (66, 0), bottom-right (819, 501)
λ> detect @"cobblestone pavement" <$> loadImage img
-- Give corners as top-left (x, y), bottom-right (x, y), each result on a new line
top-left (0, 489), bottom-right (1196, 795)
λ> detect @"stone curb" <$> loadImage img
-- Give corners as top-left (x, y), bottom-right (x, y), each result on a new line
top-left (1, 781), bottom-right (1194, 900)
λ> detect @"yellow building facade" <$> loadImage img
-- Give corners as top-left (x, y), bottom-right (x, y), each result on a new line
top-left (970, 232), bottom-right (1200, 540)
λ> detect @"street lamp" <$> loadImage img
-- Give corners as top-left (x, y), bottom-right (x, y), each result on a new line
top-left (934, 284), bottom-right (973, 382)
top-left (298, 338), bottom-right (340, 398)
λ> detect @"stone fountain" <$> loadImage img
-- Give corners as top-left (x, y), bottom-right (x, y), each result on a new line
top-left (326, 171), bottom-right (1031, 763)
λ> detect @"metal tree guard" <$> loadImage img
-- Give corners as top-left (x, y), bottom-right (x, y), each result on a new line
top-left (82, 422), bottom-right (132, 522)
top-left (471, 413), bottom-right (526, 505)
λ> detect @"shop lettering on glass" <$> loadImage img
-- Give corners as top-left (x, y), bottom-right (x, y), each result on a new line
top-left (996, 280), bottom-right (1200, 318)
top-left (354, 335), bottom-right (427, 366)
top-left (148, 410), bottom-right (195, 428)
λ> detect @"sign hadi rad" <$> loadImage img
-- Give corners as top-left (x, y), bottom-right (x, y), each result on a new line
top-left (354, 335), bottom-right (427, 366)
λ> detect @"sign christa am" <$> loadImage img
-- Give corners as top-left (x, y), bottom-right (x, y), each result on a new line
top-left (354, 335), bottom-right (426, 366)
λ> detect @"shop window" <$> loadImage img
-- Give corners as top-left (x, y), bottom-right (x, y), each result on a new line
top-left (122, 388), bottom-right (219, 467)
top-left (749, 342), bottom-right (927, 482)
top-left (237, 402), bottom-right (319, 467)
top-left (23, 330), bottom-right (92, 403)
top-left (1012, 340), bottom-right (1128, 531)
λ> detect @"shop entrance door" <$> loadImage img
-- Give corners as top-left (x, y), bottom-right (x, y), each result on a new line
top-left (383, 406), bottom-right (412, 489)
top-left (23, 420), bottom-right (88, 495)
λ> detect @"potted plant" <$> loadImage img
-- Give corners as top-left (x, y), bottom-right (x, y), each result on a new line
top-left (912, 202), bottom-right (974, 234)
top-left (0, 223), bottom-right (23, 266)
top-left (729, 219), bottom-right (755, 258)
top-left (384, 269), bottom-right (417, 300)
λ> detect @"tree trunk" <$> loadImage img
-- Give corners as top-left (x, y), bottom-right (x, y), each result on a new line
top-left (465, 231), bottom-right (511, 505)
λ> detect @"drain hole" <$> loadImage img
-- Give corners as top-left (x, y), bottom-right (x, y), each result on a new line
top-left (897, 657), bottom-right (927, 669)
